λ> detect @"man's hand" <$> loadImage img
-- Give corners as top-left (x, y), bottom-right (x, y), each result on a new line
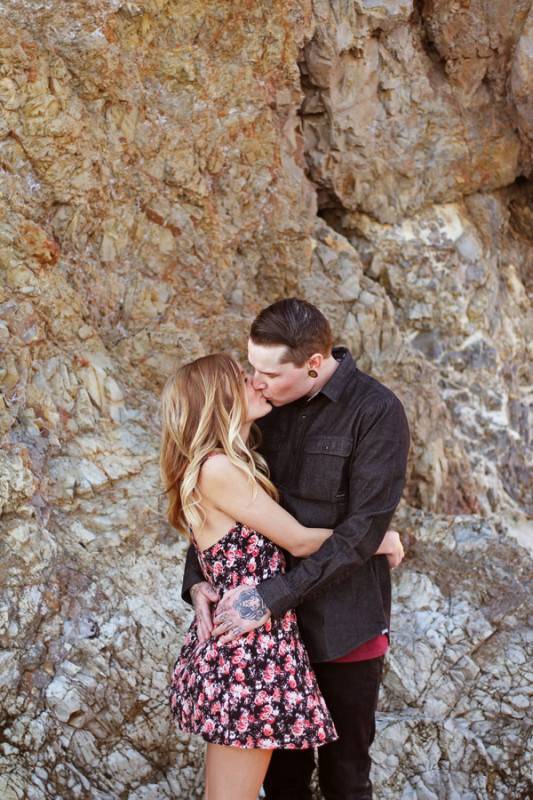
top-left (190, 581), bottom-right (219, 643)
top-left (375, 529), bottom-right (405, 569)
top-left (212, 585), bottom-right (271, 646)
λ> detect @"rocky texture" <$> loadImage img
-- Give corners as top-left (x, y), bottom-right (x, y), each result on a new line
top-left (376, 507), bottom-right (532, 800)
top-left (0, 1), bottom-right (531, 798)
top-left (334, 191), bottom-right (532, 515)
top-left (300, 0), bottom-right (530, 221)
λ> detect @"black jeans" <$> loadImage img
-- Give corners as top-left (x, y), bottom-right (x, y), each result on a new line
top-left (263, 657), bottom-right (384, 800)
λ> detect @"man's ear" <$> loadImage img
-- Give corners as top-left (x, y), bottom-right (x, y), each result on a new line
top-left (308, 353), bottom-right (323, 372)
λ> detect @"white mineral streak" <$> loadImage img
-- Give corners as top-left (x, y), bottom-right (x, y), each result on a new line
top-left (0, 0), bottom-right (531, 798)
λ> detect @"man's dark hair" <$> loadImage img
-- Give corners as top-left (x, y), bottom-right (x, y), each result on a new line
top-left (250, 298), bottom-right (333, 366)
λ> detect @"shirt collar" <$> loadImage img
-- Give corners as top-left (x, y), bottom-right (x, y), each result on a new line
top-left (311, 346), bottom-right (354, 403)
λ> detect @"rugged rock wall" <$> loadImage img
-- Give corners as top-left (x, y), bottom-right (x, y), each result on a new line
top-left (0, 1), bottom-right (531, 798)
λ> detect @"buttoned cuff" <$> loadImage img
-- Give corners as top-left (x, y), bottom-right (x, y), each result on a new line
top-left (256, 575), bottom-right (298, 619)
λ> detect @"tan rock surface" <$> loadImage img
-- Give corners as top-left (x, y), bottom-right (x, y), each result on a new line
top-left (300, 0), bottom-right (527, 222)
top-left (0, 1), bottom-right (531, 798)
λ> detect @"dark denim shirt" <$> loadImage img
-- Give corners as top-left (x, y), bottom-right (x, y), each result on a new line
top-left (181, 347), bottom-right (410, 662)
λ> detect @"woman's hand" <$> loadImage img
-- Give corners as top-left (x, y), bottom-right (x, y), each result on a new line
top-left (190, 581), bottom-right (219, 642)
top-left (375, 529), bottom-right (405, 568)
top-left (212, 585), bottom-right (271, 645)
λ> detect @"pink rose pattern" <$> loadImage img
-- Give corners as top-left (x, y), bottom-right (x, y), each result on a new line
top-left (168, 523), bottom-right (338, 749)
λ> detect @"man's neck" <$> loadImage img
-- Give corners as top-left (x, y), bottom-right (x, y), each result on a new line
top-left (306, 354), bottom-right (340, 399)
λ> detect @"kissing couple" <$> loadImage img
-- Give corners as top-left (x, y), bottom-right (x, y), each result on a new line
top-left (160, 298), bottom-right (410, 800)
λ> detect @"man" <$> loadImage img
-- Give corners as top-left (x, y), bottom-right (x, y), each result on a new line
top-left (181, 298), bottom-right (410, 799)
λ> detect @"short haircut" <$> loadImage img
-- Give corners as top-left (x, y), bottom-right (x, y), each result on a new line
top-left (250, 298), bottom-right (333, 366)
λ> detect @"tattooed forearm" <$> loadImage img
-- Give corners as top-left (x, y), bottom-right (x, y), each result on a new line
top-left (233, 588), bottom-right (268, 621)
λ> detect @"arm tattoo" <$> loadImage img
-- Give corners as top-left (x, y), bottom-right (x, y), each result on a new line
top-left (233, 588), bottom-right (268, 621)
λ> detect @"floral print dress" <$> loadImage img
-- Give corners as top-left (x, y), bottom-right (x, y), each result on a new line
top-left (168, 522), bottom-right (338, 749)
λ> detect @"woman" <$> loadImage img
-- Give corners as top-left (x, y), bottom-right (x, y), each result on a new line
top-left (160, 353), bottom-right (394, 800)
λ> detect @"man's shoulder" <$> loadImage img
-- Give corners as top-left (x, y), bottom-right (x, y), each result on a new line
top-left (356, 369), bottom-right (400, 401)
top-left (333, 348), bottom-right (402, 410)
top-left (341, 367), bottom-right (409, 444)
top-left (345, 365), bottom-right (403, 413)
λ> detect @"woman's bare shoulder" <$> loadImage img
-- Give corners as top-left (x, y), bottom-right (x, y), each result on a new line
top-left (199, 452), bottom-right (236, 485)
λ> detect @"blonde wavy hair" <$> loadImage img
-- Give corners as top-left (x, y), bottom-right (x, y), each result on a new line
top-left (160, 353), bottom-right (278, 534)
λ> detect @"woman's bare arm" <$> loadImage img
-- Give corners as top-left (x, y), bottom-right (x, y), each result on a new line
top-left (199, 454), bottom-right (331, 557)
top-left (200, 455), bottom-right (404, 563)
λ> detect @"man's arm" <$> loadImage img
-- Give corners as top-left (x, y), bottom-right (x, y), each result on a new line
top-left (256, 392), bottom-right (410, 618)
top-left (181, 543), bottom-right (205, 606)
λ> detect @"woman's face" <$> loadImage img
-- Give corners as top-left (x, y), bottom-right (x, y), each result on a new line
top-left (242, 369), bottom-right (272, 422)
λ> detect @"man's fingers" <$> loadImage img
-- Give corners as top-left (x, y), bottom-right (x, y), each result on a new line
top-left (215, 594), bottom-right (234, 614)
top-left (213, 606), bottom-right (231, 624)
top-left (217, 627), bottom-right (242, 646)
top-left (212, 619), bottom-right (233, 638)
top-left (213, 609), bottom-right (230, 626)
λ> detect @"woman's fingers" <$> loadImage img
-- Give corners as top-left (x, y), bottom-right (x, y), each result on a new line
top-left (196, 622), bottom-right (209, 643)
top-left (197, 611), bottom-right (214, 640)
top-left (196, 608), bottom-right (214, 641)
top-left (387, 542), bottom-right (405, 568)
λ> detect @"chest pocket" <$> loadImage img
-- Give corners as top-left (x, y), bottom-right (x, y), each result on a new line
top-left (297, 435), bottom-right (353, 503)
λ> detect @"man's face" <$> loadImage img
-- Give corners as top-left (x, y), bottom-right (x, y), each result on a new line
top-left (247, 339), bottom-right (313, 406)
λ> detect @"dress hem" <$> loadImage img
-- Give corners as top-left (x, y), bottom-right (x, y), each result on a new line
top-left (173, 723), bottom-right (338, 750)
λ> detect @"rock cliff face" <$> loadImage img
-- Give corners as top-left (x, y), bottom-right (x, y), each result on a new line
top-left (0, 2), bottom-right (531, 798)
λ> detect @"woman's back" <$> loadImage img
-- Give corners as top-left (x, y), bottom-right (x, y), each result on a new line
top-left (190, 452), bottom-right (245, 554)
top-left (191, 521), bottom-right (286, 594)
